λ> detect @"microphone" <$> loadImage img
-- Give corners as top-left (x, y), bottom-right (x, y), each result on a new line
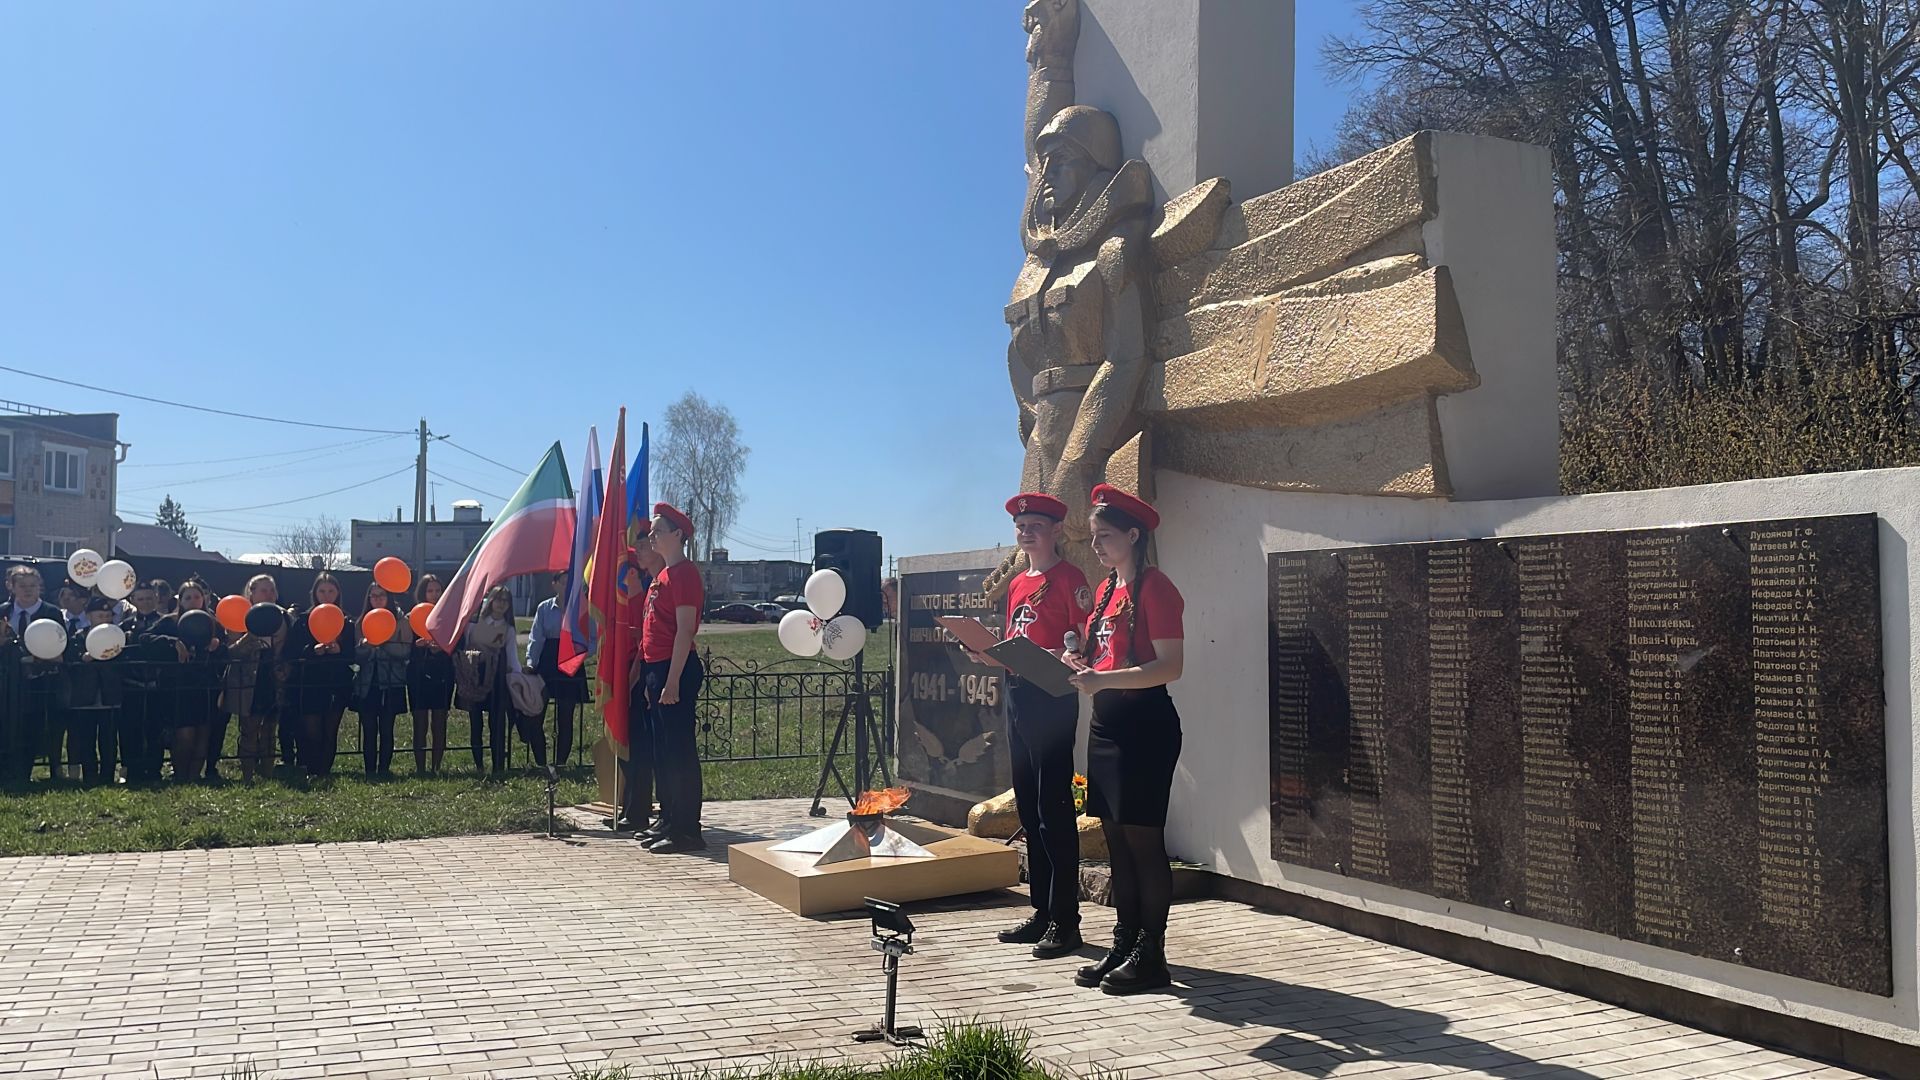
top-left (1062, 631), bottom-right (1080, 655)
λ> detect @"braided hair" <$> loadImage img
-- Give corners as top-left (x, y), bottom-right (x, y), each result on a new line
top-left (1089, 502), bottom-right (1153, 668)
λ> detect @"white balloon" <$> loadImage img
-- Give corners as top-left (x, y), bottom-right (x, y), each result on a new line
top-left (85, 622), bottom-right (126, 661)
top-left (777, 608), bottom-right (823, 657)
top-left (66, 548), bottom-right (103, 587)
top-left (23, 619), bottom-right (66, 661)
top-left (820, 614), bottom-right (868, 661)
top-left (96, 560), bottom-right (137, 601)
top-left (804, 569), bottom-right (846, 620)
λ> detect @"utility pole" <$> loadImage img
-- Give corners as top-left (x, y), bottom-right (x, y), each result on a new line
top-left (412, 418), bottom-right (428, 576)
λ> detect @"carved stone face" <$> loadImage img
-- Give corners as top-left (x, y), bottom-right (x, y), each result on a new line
top-left (1039, 141), bottom-right (1094, 226)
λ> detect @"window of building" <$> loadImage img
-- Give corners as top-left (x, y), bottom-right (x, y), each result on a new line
top-left (0, 430), bottom-right (13, 479)
top-left (43, 445), bottom-right (84, 494)
top-left (40, 538), bottom-right (80, 559)
top-left (0, 527), bottom-right (11, 556)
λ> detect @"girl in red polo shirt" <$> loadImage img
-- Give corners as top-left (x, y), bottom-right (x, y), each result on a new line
top-left (637, 502), bottom-right (707, 853)
top-left (994, 493), bottom-right (1093, 960)
top-left (1066, 484), bottom-right (1184, 995)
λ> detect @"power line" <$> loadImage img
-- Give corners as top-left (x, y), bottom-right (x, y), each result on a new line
top-left (121, 433), bottom-right (405, 468)
top-left (0, 364), bottom-right (413, 434)
top-left (119, 442), bottom-right (408, 495)
top-left (440, 438), bottom-right (523, 476)
top-left (187, 465), bottom-right (414, 515)
top-left (426, 469), bottom-right (508, 502)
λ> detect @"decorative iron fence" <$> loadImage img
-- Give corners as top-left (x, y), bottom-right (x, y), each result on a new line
top-left (6, 644), bottom-right (894, 778)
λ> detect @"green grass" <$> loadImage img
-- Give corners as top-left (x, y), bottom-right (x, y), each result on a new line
top-left (222, 1022), bottom-right (1110, 1080)
top-left (566, 1020), bottom-right (1103, 1079)
top-left (1, 624), bottom-right (897, 857)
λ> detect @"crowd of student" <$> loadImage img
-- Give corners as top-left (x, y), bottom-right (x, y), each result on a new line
top-left (1, 499), bottom-right (713, 852)
top-left (0, 563), bottom-right (572, 787)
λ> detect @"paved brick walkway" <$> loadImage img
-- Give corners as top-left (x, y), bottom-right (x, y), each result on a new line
top-left (0, 799), bottom-right (1870, 1079)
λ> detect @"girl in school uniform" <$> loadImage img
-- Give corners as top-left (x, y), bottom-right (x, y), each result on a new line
top-left (1066, 484), bottom-right (1185, 995)
top-left (225, 574), bottom-right (287, 783)
top-left (993, 493), bottom-right (1093, 959)
top-left (408, 574), bottom-right (455, 774)
top-left (354, 581), bottom-right (412, 777)
top-left (288, 573), bottom-right (355, 777)
top-left (166, 578), bottom-right (225, 783)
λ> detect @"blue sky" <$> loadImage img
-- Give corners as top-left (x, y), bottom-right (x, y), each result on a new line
top-left (1, 2), bottom-right (1364, 564)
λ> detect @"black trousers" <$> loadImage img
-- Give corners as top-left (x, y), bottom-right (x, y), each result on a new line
top-left (67, 708), bottom-right (112, 784)
top-left (620, 693), bottom-right (654, 829)
top-left (120, 689), bottom-right (166, 782)
top-left (1008, 681), bottom-right (1081, 923)
top-left (552, 698), bottom-right (577, 766)
top-left (644, 656), bottom-right (704, 838)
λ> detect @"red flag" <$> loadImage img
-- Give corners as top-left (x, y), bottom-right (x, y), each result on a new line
top-left (590, 410), bottom-right (632, 746)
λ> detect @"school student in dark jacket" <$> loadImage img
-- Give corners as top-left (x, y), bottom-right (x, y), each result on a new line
top-left (288, 573), bottom-right (355, 777)
top-left (353, 582), bottom-right (411, 777)
top-left (3, 564), bottom-right (63, 779)
top-left (60, 597), bottom-right (124, 786)
top-left (407, 574), bottom-right (455, 774)
top-left (117, 580), bottom-right (181, 784)
top-left (165, 579), bottom-right (226, 783)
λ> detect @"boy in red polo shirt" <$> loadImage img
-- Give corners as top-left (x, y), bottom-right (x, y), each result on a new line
top-left (637, 502), bottom-right (707, 853)
top-left (994, 492), bottom-right (1093, 959)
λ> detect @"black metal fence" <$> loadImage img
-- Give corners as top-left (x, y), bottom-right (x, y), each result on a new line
top-left (4, 644), bottom-right (894, 779)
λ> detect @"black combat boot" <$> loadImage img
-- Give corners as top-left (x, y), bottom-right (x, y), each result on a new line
top-left (1074, 924), bottom-right (1136, 986)
top-left (1031, 920), bottom-right (1083, 959)
top-left (996, 911), bottom-right (1049, 945)
top-left (1100, 929), bottom-right (1171, 995)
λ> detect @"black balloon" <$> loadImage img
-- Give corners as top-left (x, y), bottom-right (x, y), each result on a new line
top-left (245, 602), bottom-right (284, 637)
top-left (177, 609), bottom-right (215, 648)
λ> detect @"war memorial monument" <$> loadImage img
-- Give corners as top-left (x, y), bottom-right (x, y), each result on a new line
top-left (898, 1), bottom-right (1919, 1073)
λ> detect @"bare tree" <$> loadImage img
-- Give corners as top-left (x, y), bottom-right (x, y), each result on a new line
top-left (1321, 0), bottom-right (1920, 485)
top-left (271, 515), bottom-right (348, 570)
top-left (656, 392), bottom-right (749, 562)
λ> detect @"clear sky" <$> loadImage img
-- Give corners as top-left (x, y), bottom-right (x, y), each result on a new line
top-left (1, 2), bottom-right (1364, 565)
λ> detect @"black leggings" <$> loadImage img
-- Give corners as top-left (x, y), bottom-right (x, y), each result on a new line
top-left (1101, 821), bottom-right (1172, 936)
top-left (360, 708), bottom-right (397, 776)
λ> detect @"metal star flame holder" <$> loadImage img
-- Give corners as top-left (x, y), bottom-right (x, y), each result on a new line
top-left (769, 787), bottom-right (933, 867)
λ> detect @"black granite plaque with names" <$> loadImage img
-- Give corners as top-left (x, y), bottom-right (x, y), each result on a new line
top-left (898, 568), bottom-right (1010, 800)
top-left (1268, 515), bottom-right (1891, 995)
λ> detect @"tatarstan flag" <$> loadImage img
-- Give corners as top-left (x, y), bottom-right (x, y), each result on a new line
top-left (427, 442), bottom-right (574, 652)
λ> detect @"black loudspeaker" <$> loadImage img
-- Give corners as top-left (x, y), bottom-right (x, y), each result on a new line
top-left (814, 528), bottom-right (884, 630)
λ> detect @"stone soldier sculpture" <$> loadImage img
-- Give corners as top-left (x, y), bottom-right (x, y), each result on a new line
top-left (989, 0), bottom-right (1485, 598)
top-left (994, 0), bottom-right (1154, 590)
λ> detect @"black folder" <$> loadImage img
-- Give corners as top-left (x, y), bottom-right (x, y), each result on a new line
top-left (986, 635), bottom-right (1080, 697)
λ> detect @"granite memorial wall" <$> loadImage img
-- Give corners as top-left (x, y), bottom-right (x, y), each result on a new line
top-left (1268, 513), bottom-right (1891, 994)
top-left (897, 568), bottom-right (1010, 803)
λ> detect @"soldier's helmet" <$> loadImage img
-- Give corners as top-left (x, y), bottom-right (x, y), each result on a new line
top-left (1035, 106), bottom-right (1121, 173)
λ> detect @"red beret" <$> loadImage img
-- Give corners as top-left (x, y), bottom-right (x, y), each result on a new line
top-left (1090, 483), bottom-right (1160, 531)
top-left (1006, 492), bottom-right (1068, 520)
top-left (652, 502), bottom-right (695, 540)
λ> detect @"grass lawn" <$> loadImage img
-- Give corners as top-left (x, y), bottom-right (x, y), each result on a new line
top-left (0, 623), bottom-right (897, 857)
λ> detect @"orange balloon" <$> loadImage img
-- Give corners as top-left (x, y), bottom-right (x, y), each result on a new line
top-left (408, 602), bottom-right (434, 641)
top-left (216, 595), bottom-right (249, 634)
top-left (374, 557), bottom-right (412, 595)
top-left (309, 603), bottom-right (345, 645)
top-left (362, 606), bottom-right (398, 646)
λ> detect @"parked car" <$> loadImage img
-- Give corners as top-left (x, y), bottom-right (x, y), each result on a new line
top-left (772, 595), bottom-right (807, 610)
top-left (752, 602), bottom-right (789, 620)
top-left (706, 603), bottom-right (763, 624)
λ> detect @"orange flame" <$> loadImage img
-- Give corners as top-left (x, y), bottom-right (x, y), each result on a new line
top-left (850, 787), bottom-right (912, 816)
